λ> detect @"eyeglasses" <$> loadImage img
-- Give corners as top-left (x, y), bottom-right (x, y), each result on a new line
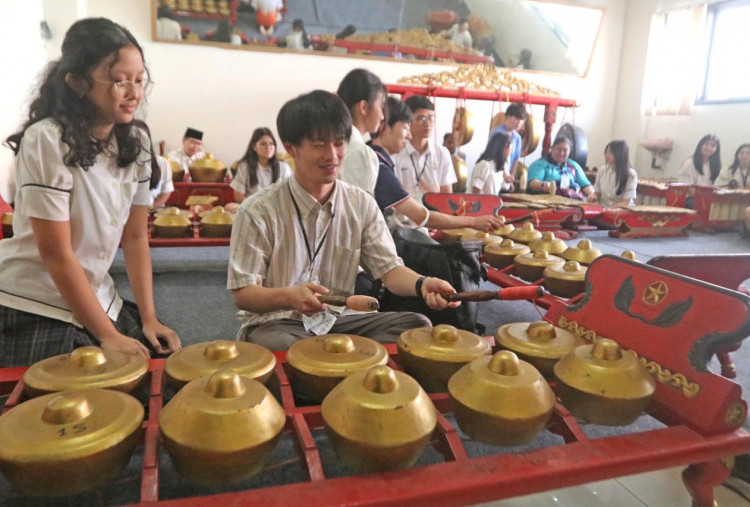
top-left (414, 115), bottom-right (435, 124)
top-left (93, 77), bottom-right (154, 96)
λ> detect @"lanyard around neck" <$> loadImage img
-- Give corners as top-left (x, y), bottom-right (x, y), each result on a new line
top-left (410, 151), bottom-right (430, 184)
top-left (287, 181), bottom-right (333, 267)
top-left (740, 167), bottom-right (750, 188)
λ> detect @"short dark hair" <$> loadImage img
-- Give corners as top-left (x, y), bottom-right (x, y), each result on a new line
top-left (552, 136), bottom-right (571, 148)
top-left (404, 95), bottom-right (434, 113)
top-left (336, 68), bottom-right (384, 113)
top-left (505, 102), bottom-right (527, 120)
top-left (372, 96), bottom-right (411, 140)
top-left (277, 90), bottom-right (352, 147)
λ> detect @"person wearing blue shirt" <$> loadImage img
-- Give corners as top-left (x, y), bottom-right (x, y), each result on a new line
top-left (487, 102), bottom-right (527, 179)
top-left (526, 136), bottom-right (594, 200)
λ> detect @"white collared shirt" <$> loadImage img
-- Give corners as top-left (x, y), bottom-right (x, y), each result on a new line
top-left (149, 156), bottom-right (174, 206)
top-left (230, 160), bottom-right (292, 197)
top-left (392, 138), bottom-right (457, 198)
top-left (228, 175), bottom-right (403, 329)
top-left (470, 159), bottom-right (513, 194)
top-left (593, 164), bottom-right (638, 207)
top-left (0, 119), bottom-right (151, 325)
top-left (339, 128), bottom-right (379, 194)
top-left (677, 159), bottom-right (713, 186)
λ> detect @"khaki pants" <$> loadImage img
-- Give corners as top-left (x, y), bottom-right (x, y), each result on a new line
top-left (240, 311), bottom-right (431, 351)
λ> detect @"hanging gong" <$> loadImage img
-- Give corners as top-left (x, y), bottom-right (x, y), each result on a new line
top-left (452, 107), bottom-right (474, 146)
top-left (556, 123), bottom-right (589, 168)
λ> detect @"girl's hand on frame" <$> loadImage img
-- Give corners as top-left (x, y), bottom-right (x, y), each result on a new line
top-left (142, 320), bottom-right (182, 355)
top-left (99, 334), bottom-right (151, 361)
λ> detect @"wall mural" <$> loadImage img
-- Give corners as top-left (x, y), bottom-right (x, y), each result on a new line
top-left (152, 0), bottom-right (604, 77)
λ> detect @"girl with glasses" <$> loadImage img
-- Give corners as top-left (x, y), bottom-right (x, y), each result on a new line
top-left (0, 17), bottom-right (181, 366)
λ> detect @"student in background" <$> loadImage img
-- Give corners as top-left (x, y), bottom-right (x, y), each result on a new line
top-left (0, 17), bottom-right (180, 367)
top-left (371, 96), bottom-right (501, 231)
top-left (715, 143), bottom-right (750, 189)
top-left (487, 102), bottom-right (527, 180)
top-left (336, 68), bottom-right (384, 195)
top-left (167, 127), bottom-right (204, 179)
top-left (227, 127), bottom-right (291, 212)
top-left (286, 18), bottom-right (311, 50)
top-left (678, 134), bottom-right (721, 187)
top-left (469, 131), bottom-right (513, 195)
top-left (588, 140), bottom-right (637, 207)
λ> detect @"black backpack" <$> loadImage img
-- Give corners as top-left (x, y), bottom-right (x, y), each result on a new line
top-left (357, 227), bottom-right (484, 334)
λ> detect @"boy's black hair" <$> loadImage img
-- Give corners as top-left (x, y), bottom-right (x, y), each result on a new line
top-left (505, 102), bottom-right (528, 120)
top-left (277, 90), bottom-right (352, 146)
top-left (404, 95), bottom-right (434, 113)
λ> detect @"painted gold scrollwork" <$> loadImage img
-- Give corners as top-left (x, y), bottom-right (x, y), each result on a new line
top-left (558, 317), bottom-right (702, 399)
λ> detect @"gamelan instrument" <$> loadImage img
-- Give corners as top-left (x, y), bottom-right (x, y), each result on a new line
top-left (692, 186), bottom-right (750, 232)
top-left (635, 179), bottom-right (689, 208)
top-left (600, 205), bottom-right (696, 238)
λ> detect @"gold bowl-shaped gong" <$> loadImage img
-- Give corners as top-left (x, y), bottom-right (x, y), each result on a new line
top-left (561, 239), bottom-right (602, 266)
top-left (507, 221), bottom-right (542, 245)
top-left (159, 369), bottom-right (285, 485)
top-left (449, 350), bottom-right (556, 446)
top-left (1, 211), bottom-right (12, 239)
top-left (528, 231), bottom-right (567, 255)
top-left (22, 346), bottom-right (148, 397)
top-left (438, 227), bottom-right (479, 244)
top-left (167, 157), bottom-right (185, 182)
top-left (165, 340), bottom-right (276, 390)
top-left (152, 207), bottom-right (192, 238)
top-left (285, 334), bottom-right (389, 403)
top-left (452, 107), bottom-right (474, 145)
top-left (490, 215), bottom-right (515, 237)
top-left (460, 230), bottom-right (503, 245)
top-left (189, 153), bottom-right (227, 183)
top-left (199, 205), bottom-right (234, 238)
top-left (322, 365), bottom-right (437, 472)
top-left (494, 321), bottom-right (584, 377)
top-left (544, 260), bottom-right (588, 298)
top-left (155, 206), bottom-right (192, 219)
top-left (554, 339), bottom-right (656, 426)
top-left (397, 324), bottom-right (491, 392)
top-left (514, 250), bottom-right (565, 282)
top-left (484, 238), bottom-right (530, 269)
top-left (0, 389), bottom-right (143, 496)
top-left (621, 250), bottom-right (638, 261)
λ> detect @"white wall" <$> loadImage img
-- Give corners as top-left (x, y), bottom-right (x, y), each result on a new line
top-left (2, 0), bottom-right (626, 196)
top-left (615, 0), bottom-right (750, 179)
top-left (0, 0), bottom-right (47, 202)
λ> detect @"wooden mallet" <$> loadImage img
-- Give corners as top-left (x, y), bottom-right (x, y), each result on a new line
top-left (440, 285), bottom-right (544, 302)
top-left (317, 295), bottom-right (380, 311)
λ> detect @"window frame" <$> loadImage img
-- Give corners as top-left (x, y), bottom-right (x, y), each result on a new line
top-left (696, 0), bottom-right (750, 105)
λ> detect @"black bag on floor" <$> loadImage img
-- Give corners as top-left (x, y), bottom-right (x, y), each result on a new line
top-left (375, 227), bottom-right (484, 333)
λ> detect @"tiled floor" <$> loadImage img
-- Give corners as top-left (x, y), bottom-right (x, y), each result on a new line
top-left (478, 467), bottom-right (749, 506)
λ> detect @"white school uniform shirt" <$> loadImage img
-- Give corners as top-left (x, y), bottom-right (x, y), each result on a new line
top-left (0, 119), bottom-right (151, 325)
top-left (339, 128), bottom-right (379, 195)
top-left (393, 139), bottom-right (457, 197)
top-left (286, 31), bottom-right (310, 50)
top-left (470, 159), bottom-right (513, 194)
top-left (149, 156), bottom-right (174, 206)
top-left (166, 147), bottom-right (204, 173)
top-left (593, 164), bottom-right (638, 207)
top-left (230, 159), bottom-right (292, 197)
top-left (677, 159), bottom-right (713, 186)
top-left (157, 17), bottom-right (182, 40)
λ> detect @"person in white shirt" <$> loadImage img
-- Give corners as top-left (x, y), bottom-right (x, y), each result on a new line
top-left (444, 19), bottom-right (472, 49)
top-left (0, 18), bottom-right (180, 367)
top-left (336, 68), bottom-right (384, 195)
top-left (286, 18), bottom-right (311, 50)
top-left (226, 127), bottom-right (291, 212)
top-left (156, 4), bottom-right (182, 41)
top-left (470, 131), bottom-right (513, 195)
top-left (714, 143), bottom-right (750, 189)
top-left (588, 140), bottom-right (638, 208)
top-left (167, 127), bottom-right (204, 180)
top-left (678, 134), bottom-right (722, 188)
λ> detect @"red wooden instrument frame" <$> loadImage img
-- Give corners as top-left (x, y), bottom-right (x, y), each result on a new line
top-left (2, 257), bottom-right (748, 505)
top-left (599, 207), bottom-right (696, 238)
top-left (692, 186), bottom-right (750, 233)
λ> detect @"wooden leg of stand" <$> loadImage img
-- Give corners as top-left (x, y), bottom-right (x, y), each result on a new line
top-left (682, 457), bottom-right (733, 507)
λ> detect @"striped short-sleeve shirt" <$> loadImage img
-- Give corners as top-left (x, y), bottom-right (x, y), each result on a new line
top-left (228, 175), bottom-right (403, 327)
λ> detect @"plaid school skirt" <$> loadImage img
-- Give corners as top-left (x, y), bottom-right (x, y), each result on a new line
top-left (0, 300), bottom-right (145, 368)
